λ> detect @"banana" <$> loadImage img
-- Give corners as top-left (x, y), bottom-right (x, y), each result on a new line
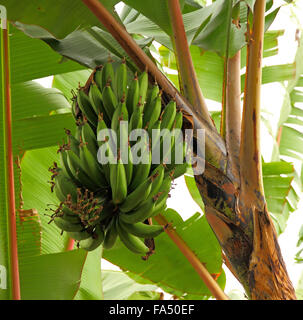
top-left (124, 144), bottom-right (133, 186)
top-left (145, 83), bottom-right (159, 109)
top-left (66, 149), bottom-right (99, 191)
top-left (119, 197), bottom-right (155, 224)
top-left (152, 197), bottom-right (167, 216)
top-left (57, 207), bottom-right (81, 224)
top-left (79, 224), bottom-right (105, 251)
top-left (110, 157), bottom-right (128, 204)
top-left (67, 230), bottom-right (92, 241)
top-left (66, 130), bottom-right (80, 156)
top-left (94, 66), bottom-right (104, 91)
top-left (138, 70), bottom-right (148, 105)
top-left (149, 165), bottom-right (165, 198)
top-left (115, 59), bottom-right (128, 101)
top-left (126, 74), bottom-right (139, 115)
top-left (129, 147), bottom-right (151, 191)
top-left (111, 100), bottom-right (128, 132)
top-left (103, 218), bottom-right (118, 249)
top-left (167, 162), bottom-right (189, 180)
top-left (75, 124), bottom-right (82, 142)
top-left (119, 220), bottom-right (164, 238)
top-left (81, 119), bottom-right (98, 156)
top-left (119, 176), bottom-right (153, 212)
top-left (128, 105), bottom-right (143, 133)
top-left (116, 218), bottom-right (149, 254)
top-left (160, 100), bottom-right (176, 131)
top-left (53, 216), bottom-right (83, 232)
top-left (102, 84), bottom-right (118, 119)
top-left (102, 60), bottom-right (115, 89)
top-left (58, 149), bottom-right (80, 185)
top-left (173, 110), bottom-right (183, 130)
top-left (143, 93), bottom-right (162, 129)
top-left (79, 143), bottom-right (108, 188)
top-left (89, 83), bottom-right (111, 125)
top-left (77, 89), bottom-right (98, 127)
top-left (53, 169), bottom-right (78, 203)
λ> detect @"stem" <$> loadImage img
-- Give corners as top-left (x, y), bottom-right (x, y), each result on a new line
top-left (65, 238), bottom-right (75, 251)
top-left (154, 214), bottom-right (228, 300)
top-left (1, 24), bottom-right (21, 300)
top-left (225, 51), bottom-right (242, 185)
top-left (167, 0), bottom-right (213, 126)
top-left (81, 0), bottom-right (227, 169)
top-left (239, 0), bottom-right (266, 202)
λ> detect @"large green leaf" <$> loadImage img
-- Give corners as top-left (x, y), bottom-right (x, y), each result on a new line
top-left (20, 249), bottom-right (87, 300)
top-left (104, 209), bottom-right (224, 299)
top-left (102, 270), bottom-right (160, 300)
top-left (2, 0), bottom-right (120, 39)
top-left (123, 0), bottom-right (184, 35)
top-left (193, 0), bottom-right (245, 57)
top-left (74, 248), bottom-right (103, 300)
top-left (263, 161), bottom-right (300, 234)
top-left (21, 147), bottom-right (70, 254)
top-left (14, 23), bottom-right (151, 72)
top-left (52, 69), bottom-right (92, 102)
top-left (10, 25), bottom-right (84, 84)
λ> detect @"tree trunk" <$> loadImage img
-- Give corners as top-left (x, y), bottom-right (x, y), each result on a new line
top-left (195, 163), bottom-right (296, 299)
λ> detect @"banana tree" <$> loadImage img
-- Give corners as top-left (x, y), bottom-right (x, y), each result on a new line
top-left (1, 0), bottom-right (302, 300)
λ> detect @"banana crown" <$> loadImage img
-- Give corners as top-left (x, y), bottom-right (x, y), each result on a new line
top-left (49, 59), bottom-right (189, 256)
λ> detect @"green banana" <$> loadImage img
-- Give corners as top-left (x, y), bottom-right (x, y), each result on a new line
top-left (94, 66), bottom-right (103, 91)
top-left (119, 197), bottom-right (155, 224)
top-left (160, 100), bottom-right (176, 131)
top-left (129, 147), bottom-right (151, 191)
top-left (102, 84), bottom-right (118, 119)
top-left (81, 119), bottom-right (98, 156)
top-left (53, 217), bottom-right (83, 232)
top-left (89, 83), bottom-right (111, 125)
top-left (119, 220), bottom-right (164, 238)
top-left (128, 105), bottom-right (143, 133)
top-left (57, 207), bottom-right (81, 224)
top-left (116, 218), bottom-right (149, 254)
top-left (145, 83), bottom-right (159, 108)
top-left (103, 218), bottom-right (118, 249)
top-left (79, 143), bottom-right (108, 188)
top-left (115, 60), bottom-right (128, 101)
top-left (79, 225), bottom-right (105, 251)
top-left (102, 60), bottom-right (115, 89)
top-left (66, 149), bottom-right (99, 191)
top-left (124, 145), bottom-right (133, 186)
top-left (173, 110), bottom-right (183, 130)
top-left (75, 124), bottom-right (82, 142)
top-left (143, 93), bottom-right (162, 129)
top-left (110, 158), bottom-right (128, 204)
top-left (77, 89), bottom-right (98, 127)
top-left (149, 165), bottom-right (165, 197)
top-left (126, 74), bottom-right (139, 115)
top-left (67, 230), bottom-right (92, 241)
top-left (167, 162), bottom-right (189, 180)
top-left (59, 149), bottom-right (80, 185)
top-left (119, 176), bottom-right (153, 212)
top-left (66, 130), bottom-right (80, 156)
top-left (138, 70), bottom-right (148, 105)
top-left (52, 169), bottom-right (78, 203)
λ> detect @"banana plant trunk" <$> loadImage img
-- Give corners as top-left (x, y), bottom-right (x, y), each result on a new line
top-left (195, 164), bottom-right (296, 299)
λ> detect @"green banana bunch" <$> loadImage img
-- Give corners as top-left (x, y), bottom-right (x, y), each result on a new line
top-left (49, 59), bottom-right (189, 255)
